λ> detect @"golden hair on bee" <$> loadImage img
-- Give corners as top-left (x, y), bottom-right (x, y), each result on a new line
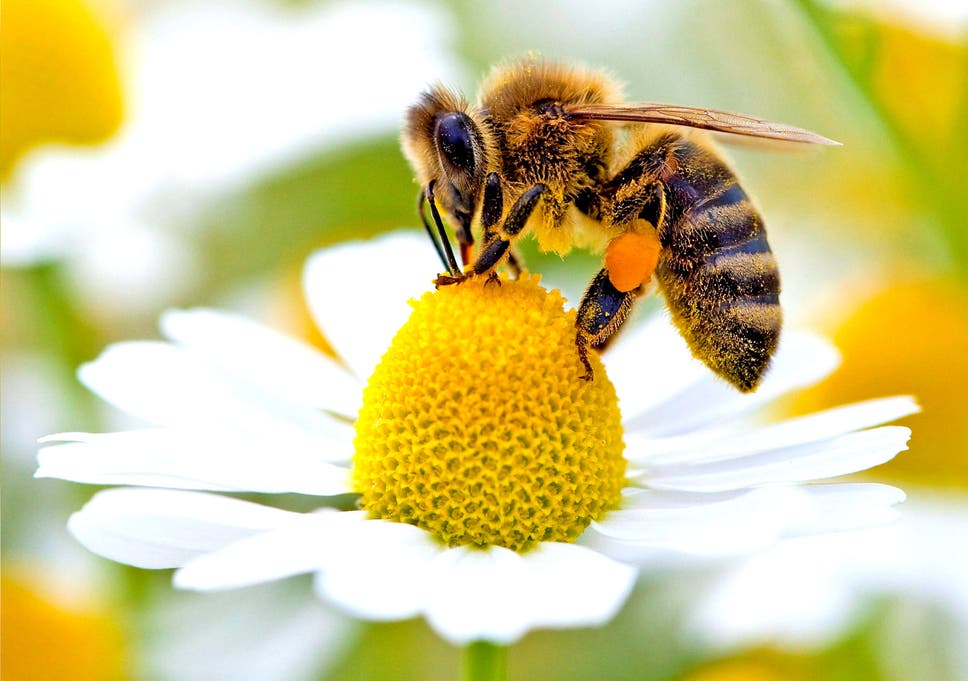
top-left (402, 55), bottom-right (837, 392)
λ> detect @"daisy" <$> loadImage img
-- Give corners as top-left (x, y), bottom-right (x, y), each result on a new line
top-left (37, 231), bottom-right (916, 666)
top-left (2, 0), bottom-right (457, 309)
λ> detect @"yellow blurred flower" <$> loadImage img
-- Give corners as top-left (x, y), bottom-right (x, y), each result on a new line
top-left (0, 0), bottom-right (124, 179)
top-left (681, 653), bottom-right (812, 681)
top-left (1, 569), bottom-right (128, 681)
top-left (795, 277), bottom-right (968, 488)
top-left (833, 11), bottom-right (968, 149)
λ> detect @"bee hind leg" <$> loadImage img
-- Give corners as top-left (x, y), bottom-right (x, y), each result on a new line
top-left (575, 268), bottom-right (636, 381)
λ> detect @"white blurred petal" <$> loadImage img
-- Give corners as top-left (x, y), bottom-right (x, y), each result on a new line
top-left (303, 231), bottom-right (441, 379)
top-left (133, 1), bottom-right (459, 190)
top-left (146, 582), bottom-right (353, 681)
top-left (690, 492), bottom-right (968, 652)
top-left (621, 330), bottom-right (840, 436)
top-left (79, 341), bottom-right (353, 445)
top-left (688, 537), bottom-right (862, 650)
top-left (161, 308), bottom-right (362, 417)
top-left (37, 429), bottom-right (351, 496)
top-left (68, 488), bottom-right (301, 569)
top-left (637, 426), bottom-right (911, 491)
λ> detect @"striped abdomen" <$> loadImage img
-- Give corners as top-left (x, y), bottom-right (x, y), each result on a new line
top-left (655, 145), bottom-right (781, 392)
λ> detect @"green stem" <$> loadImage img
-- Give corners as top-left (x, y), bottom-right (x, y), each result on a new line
top-left (22, 261), bottom-right (101, 428)
top-left (462, 641), bottom-right (508, 681)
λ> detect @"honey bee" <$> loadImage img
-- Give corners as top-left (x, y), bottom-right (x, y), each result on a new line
top-left (401, 57), bottom-right (838, 392)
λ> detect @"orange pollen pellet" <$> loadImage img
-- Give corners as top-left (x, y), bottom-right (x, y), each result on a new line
top-left (604, 230), bottom-right (661, 293)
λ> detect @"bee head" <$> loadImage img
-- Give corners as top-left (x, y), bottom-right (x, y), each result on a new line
top-left (402, 85), bottom-right (493, 219)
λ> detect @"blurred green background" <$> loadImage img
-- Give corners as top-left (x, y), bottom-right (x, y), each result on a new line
top-left (2, 0), bottom-right (966, 680)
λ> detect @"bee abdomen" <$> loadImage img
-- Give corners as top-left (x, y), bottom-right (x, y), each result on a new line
top-left (658, 182), bottom-right (781, 392)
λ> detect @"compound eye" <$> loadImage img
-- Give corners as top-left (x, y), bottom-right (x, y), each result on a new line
top-left (434, 112), bottom-right (477, 175)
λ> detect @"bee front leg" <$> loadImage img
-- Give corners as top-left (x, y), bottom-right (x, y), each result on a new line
top-left (436, 183), bottom-right (546, 287)
top-left (575, 268), bottom-right (636, 381)
top-left (425, 180), bottom-right (463, 278)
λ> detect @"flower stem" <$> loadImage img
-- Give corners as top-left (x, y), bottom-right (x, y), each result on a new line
top-left (462, 641), bottom-right (507, 681)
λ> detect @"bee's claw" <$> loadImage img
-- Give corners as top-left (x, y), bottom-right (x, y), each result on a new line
top-left (434, 272), bottom-right (469, 288)
top-left (484, 272), bottom-right (502, 288)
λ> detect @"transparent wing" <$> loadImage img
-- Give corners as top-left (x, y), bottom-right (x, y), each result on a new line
top-left (566, 103), bottom-right (840, 146)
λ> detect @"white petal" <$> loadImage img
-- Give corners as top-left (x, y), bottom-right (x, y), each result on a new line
top-left (315, 517), bottom-right (444, 621)
top-left (514, 543), bottom-right (637, 630)
top-left (622, 331), bottom-right (840, 437)
top-left (68, 488), bottom-right (301, 569)
top-left (638, 426), bottom-right (911, 492)
top-left (302, 231), bottom-right (440, 380)
top-left (626, 396), bottom-right (919, 466)
top-left (37, 429), bottom-right (351, 496)
top-left (422, 544), bottom-right (636, 644)
top-left (790, 483), bottom-right (906, 535)
top-left (591, 486), bottom-right (812, 556)
top-left (79, 341), bottom-right (353, 446)
top-left (174, 512), bottom-right (341, 591)
top-left (687, 538), bottom-right (861, 650)
top-left (422, 546), bottom-right (536, 644)
top-left (690, 493), bottom-right (968, 652)
top-left (603, 315), bottom-right (710, 419)
top-left (619, 487), bottom-right (749, 510)
top-left (160, 308), bottom-right (362, 417)
top-left (146, 581), bottom-right (351, 681)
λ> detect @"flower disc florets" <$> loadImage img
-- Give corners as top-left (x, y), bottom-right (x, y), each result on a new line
top-left (352, 274), bottom-right (626, 552)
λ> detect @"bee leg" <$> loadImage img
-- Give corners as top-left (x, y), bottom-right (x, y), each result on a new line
top-left (480, 173), bottom-right (504, 287)
top-left (483, 173), bottom-right (525, 280)
top-left (425, 180), bottom-right (463, 277)
top-left (575, 268), bottom-right (636, 381)
top-left (437, 183), bottom-right (545, 287)
top-left (481, 172), bottom-right (503, 231)
top-left (495, 182), bottom-right (545, 238)
top-left (506, 248), bottom-right (524, 279)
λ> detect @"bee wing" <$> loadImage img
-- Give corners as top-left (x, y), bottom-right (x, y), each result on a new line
top-left (566, 103), bottom-right (841, 146)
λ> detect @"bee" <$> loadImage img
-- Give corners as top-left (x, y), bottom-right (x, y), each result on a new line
top-left (401, 57), bottom-right (837, 392)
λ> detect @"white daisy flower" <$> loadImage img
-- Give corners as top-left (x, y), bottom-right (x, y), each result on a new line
top-left (2, 0), bottom-right (458, 309)
top-left (37, 231), bottom-right (917, 648)
top-left (687, 491), bottom-right (968, 653)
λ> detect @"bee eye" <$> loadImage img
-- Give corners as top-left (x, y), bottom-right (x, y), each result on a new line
top-left (434, 112), bottom-right (477, 174)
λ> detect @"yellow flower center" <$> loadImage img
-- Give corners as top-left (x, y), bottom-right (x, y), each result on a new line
top-left (353, 274), bottom-right (626, 552)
